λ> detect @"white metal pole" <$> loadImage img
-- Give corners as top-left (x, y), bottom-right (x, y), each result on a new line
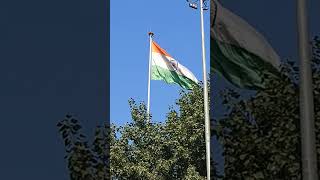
top-left (296, 0), bottom-right (318, 179)
top-left (147, 32), bottom-right (154, 123)
top-left (199, 0), bottom-right (211, 179)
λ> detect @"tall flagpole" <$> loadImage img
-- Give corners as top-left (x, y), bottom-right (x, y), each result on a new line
top-left (147, 32), bottom-right (154, 123)
top-left (297, 0), bottom-right (318, 179)
top-left (199, 0), bottom-right (211, 179)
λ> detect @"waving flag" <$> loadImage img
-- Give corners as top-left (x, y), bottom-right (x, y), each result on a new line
top-left (151, 41), bottom-right (198, 89)
top-left (211, 1), bottom-right (280, 89)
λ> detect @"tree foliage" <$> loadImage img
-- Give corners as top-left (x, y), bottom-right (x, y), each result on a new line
top-left (58, 83), bottom-right (219, 179)
top-left (110, 84), bottom-right (220, 179)
top-left (214, 36), bottom-right (320, 179)
top-left (57, 115), bottom-right (110, 180)
top-left (57, 34), bottom-right (320, 180)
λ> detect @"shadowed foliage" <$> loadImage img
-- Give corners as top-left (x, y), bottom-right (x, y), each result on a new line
top-left (214, 36), bottom-right (320, 179)
top-left (57, 115), bottom-right (110, 180)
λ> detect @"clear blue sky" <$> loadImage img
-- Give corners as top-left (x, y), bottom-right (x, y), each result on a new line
top-left (110, 0), bottom-right (320, 126)
top-left (111, 0), bottom-right (210, 125)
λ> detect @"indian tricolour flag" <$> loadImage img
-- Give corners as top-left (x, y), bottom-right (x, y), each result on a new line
top-left (151, 41), bottom-right (198, 90)
top-left (211, 1), bottom-right (281, 89)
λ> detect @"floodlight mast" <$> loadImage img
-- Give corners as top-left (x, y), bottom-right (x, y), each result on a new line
top-left (186, 0), bottom-right (210, 179)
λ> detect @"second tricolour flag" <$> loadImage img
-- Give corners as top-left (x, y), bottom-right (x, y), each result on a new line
top-left (151, 40), bottom-right (198, 90)
top-left (211, 1), bottom-right (281, 89)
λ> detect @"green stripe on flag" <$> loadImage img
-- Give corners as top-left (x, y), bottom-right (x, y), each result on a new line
top-left (152, 65), bottom-right (198, 90)
top-left (211, 38), bottom-right (280, 89)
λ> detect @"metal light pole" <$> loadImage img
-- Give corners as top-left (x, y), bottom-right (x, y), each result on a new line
top-left (297, 0), bottom-right (318, 179)
top-left (187, 0), bottom-right (211, 179)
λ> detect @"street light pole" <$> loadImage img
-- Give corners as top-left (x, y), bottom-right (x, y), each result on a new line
top-left (187, 0), bottom-right (211, 179)
top-left (296, 0), bottom-right (318, 179)
top-left (199, 0), bottom-right (211, 179)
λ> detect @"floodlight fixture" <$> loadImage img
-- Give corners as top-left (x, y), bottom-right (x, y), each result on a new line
top-left (189, 3), bottom-right (197, 9)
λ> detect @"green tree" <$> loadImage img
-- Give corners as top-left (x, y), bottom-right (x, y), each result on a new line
top-left (58, 83), bottom-right (220, 179)
top-left (57, 36), bottom-right (320, 179)
top-left (214, 36), bottom-right (320, 179)
top-left (57, 115), bottom-right (110, 180)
